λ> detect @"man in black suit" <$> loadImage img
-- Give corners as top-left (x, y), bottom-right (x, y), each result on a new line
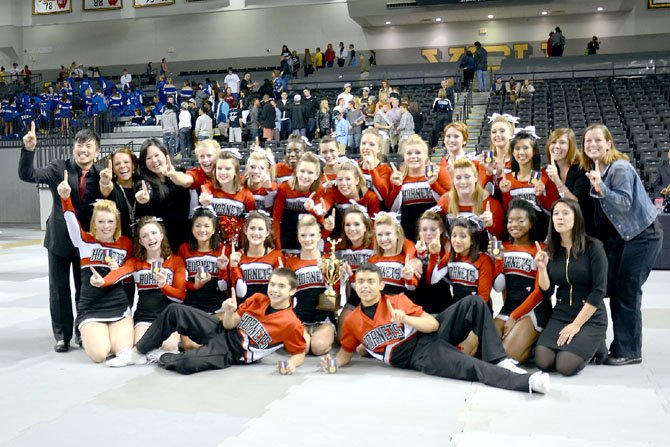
top-left (19, 122), bottom-right (101, 352)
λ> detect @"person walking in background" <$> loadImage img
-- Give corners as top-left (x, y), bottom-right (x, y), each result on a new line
top-left (336, 42), bottom-right (347, 68)
top-left (551, 27), bottom-right (566, 56)
top-left (586, 36), bottom-right (600, 55)
top-left (325, 43), bottom-right (336, 68)
top-left (474, 41), bottom-right (488, 92)
top-left (546, 32), bottom-right (554, 57)
top-left (459, 50), bottom-right (476, 92)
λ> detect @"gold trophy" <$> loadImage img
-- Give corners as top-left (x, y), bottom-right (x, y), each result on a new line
top-left (317, 238), bottom-right (343, 312)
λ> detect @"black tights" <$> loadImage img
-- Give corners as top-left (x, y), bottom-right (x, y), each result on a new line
top-left (535, 346), bottom-right (586, 377)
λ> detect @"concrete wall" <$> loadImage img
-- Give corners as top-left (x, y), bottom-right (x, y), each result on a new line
top-left (0, 148), bottom-right (41, 224)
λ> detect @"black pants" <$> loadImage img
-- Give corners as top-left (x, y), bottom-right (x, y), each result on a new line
top-left (136, 304), bottom-right (238, 375)
top-left (409, 295), bottom-right (531, 392)
top-left (47, 250), bottom-right (81, 343)
top-left (432, 112), bottom-right (453, 148)
top-left (605, 220), bottom-right (663, 358)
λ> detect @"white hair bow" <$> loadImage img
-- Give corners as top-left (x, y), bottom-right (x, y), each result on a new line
top-left (220, 147), bottom-right (243, 159)
top-left (347, 200), bottom-right (370, 219)
top-left (300, 136), bottom-right (312, 147)
top-left (488, 113), bottom-right (520, 124)
top-left (514, 126), bottom-right (540, 140)
top-left (372, 211), bottom-right (401, 222)
top-left (250, 145), bottom-right (276, 165)
top-left (338, 156), bottom-right (355, 165)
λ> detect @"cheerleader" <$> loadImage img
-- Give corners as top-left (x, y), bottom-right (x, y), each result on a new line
top-left (3, 97), bottom-right (16, 136)
top-left (319, 135), bottom-right (340, 185)
top-left (180, 80), bottom-right (194, 103)
top-left (272, 152), bottom-right (323, 253)
top-left (199, 150), bottom-right (256, 244)
top-left (436, 158), bottom-right (505, 244)
top-left (109, 87), bottom-right (123, 117)
top-left (484, 113), bottom-right (517, 192)
top-left (58, 94), bottom-right (72, 135)
top-left (498, 130), bottom-right (559, 241)
top-left (244, 147), bottom-right (278, 212)
top-left (58, 177), bottom-right (133, 363)
top-left (275, 134), bottom-right (306, 184)
top-left (412, 210), bottom-right (454, 314)
top-left (318, 161), bottom-right (381, 238)
top-left (285, 215), bottom-right (336, 355)
top-left (367, 213), bottom-right (418, 296)
top-left (358, 128), bottom-right (392, 208)
top-left (491, 198), bottom-right (551, 364)
top-left (229, 211), bottom-right (285, 303)
top-left (163, 77), bottom-right (177, 104)
top-left (90, 216), bottom-right (187, 352)
top-left (440, 122), bottom-right (487, 185)
top-left (377, 134), bottom-right (451, 239)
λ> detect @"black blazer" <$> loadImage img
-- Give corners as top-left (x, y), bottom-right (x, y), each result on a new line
top-left (18, 149), bottom-right (100, 256)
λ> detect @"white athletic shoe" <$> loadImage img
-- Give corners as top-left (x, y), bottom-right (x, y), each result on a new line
top-left (528, 371), bottom-right (551, 394)
top-left (497, 358), bottom-right (528, 374)
top-left (106, 348), bottom-right (147, 367)
top-left (146, 348), bottom-right (178, 364)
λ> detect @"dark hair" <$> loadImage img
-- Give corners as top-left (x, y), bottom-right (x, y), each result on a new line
top-left (189, 207), bottom-right (221, 251)
top-left (341, 206), bottom-right (373, 249)
top-left (555, 27), bottom-right (562, 33)
top-left (510, 131), bottom-right (541, 173)
top-left (357, 263), bottom-right (383, 280)
top-left (474, 41), bottom-right (482, 47)
top-left (106, 147), bottom-right (139, 182)
top-left (73, 128), bottom-right (100, 148)
top-left (271, 267), bottom-right (298, 290)
top-left (546, 198), bottom-right (588, 260)
top-left (138, 138), bottom-right (170, 201)
top-left (449, 217), bottom-right (480, 262)
top-left (506, 198), bottom-right (539, 243)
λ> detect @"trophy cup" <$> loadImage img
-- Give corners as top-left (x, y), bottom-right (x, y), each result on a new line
top-left (317, 238), bottom-right (343, 312)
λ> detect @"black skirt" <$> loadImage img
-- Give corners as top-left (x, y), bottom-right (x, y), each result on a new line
top-left (76, 268), bottom-right (130, 329)
top-left (134, 289), bottom-right (173, 324)
top-left (537, 306), bottom-right (607, 360)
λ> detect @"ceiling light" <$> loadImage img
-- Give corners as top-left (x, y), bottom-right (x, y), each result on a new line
top-left (597, 7), bottom-right (603, 11)
top-left (435, 17), bottom-right (442, 22)
top-left (385, 21), bottom-right (391, 25)
top-left (541, 11), bottom-right (548, 15)
top-left (487, 14), bottom-right (494, 19)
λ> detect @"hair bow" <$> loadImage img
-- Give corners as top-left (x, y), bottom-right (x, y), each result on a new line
top-left (220, 147), bottom-right (243, 159)
top-left (338, 156), bottom-right (354, 165)
top-left (372, 211), bottom-right (401, 222)
top-left (250, 145), bottom-right (276, 165)
top-left (514, 126), bottom-right (540, 140)
top-left (245, 209), bottom-right (271, 219)
top-left (347, 200), bottom-right (370, 219)
top-left (300, 136), bottom-right (312, 147)
top-left (193, 205), bottom-right (217, 216)
top-left (488, 113), bottom-right (520, 124)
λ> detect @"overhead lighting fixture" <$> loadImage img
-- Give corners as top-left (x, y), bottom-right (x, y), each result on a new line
top-left (385, 21), bottom-right (391, 25)
top-left (541, 11), bottom-right (548, 15)
top-left (597, 7), bottom-right (603, 11)
top-left (435, 17), bottom-right (442, 22)
top-left (487, 14), bottom-right (494, 19)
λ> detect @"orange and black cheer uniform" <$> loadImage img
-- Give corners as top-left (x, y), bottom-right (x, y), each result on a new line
top-left (247, 181), bottom-right (279, 213)
top-left (285, 256), bottom-right (336, 324)
top-left (359, 161), bottom-right (392, 209)
top-left (274, 162), bottom-right (294, 185)
top-left (202, 185), bottom-right (256, 243)
top-left (62, 196), bottom-right (134, 330)
top-left (340, 293), bottom-right (533, 392)
top-left (178, 243), bottom-right (230, 314)
top-left (100, 255), bottom-right (187, 324)
top-left (272, 182), bottom-right (323, 252)
top-left (135, 293), bottom-right (306, 375)
top-left (493, 242), bottom-right (551, 330)
top-left (367, 251), bottom-right (419, 296)
top-left (229, 249), bottom-right (285, 303)
top-left (334, 242), bottom-right (375, 307)
top-left (427, 252), bottom-right (493, 307)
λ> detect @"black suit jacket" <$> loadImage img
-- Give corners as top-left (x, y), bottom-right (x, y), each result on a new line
top-left (18, 149), bottom-right (100, 257)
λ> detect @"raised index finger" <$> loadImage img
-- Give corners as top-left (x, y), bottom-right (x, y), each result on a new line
top-left (535, 241), bottom-right (543, 253)
top-left (63, 170), bottom-right (68, 183)
top-left (386, 298), bottom-right (395, 315)
top-left (106, 158), bottom-right (112, 171)
top-left (30, 121), bottom-right (35, 134)
top-left (390, 162), bottom-right (398, 172)
top-left (231, 287), bottom-right (237, 302)
top-left (486, 201), bottom-right (491, 213)
top-left (142, 180), bottom-right (148, 193)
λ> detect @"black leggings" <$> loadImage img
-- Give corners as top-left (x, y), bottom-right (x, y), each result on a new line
top-left (535, 345), bottom-right (586, 377)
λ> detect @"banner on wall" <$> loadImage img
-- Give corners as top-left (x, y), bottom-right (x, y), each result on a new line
top-left (133, 0), bottom-right (174, 7)
top-left (83, 0), bottom-right (123, 11)
top-left (648, 0), bottom-right (670, 7)
top-left (33, 0), bottom-right (73, 15)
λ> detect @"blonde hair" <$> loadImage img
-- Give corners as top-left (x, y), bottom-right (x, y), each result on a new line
top-left (297, 214), bottom-right (320, 231)
top-left (212, 151), bottom-right (242, 192)
top-left (319, 99), bottom-right (329, 113)
top-left (337, 161), bottom-right (368, 196)
top-left (580, 124), bottom-right (629, 170)
top-left (245, 149), bottom-right (276, 188)
top-left (489, 116), bottom-right (515, 158)
top-left (449, 158), bottom-right (487, 215)
top-left (289, 152), bottom-right (321, 193)
top-left (195, 138), bottom-right (221, 156)
top-left (400, 134), bottom-right (429, 177)
top-left (373, 214), bottom-right (405, 256)
top-left (89, 199), bottom-right (122, 241)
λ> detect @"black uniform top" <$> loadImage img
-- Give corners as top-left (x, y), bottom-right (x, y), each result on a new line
top-left (18, 149), bottom-right (100, 256)
top-left (541, 238), bottom-right (608, 323)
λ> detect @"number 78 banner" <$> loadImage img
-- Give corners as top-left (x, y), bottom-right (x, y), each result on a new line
top-left (84, 0), bottom-right (123, 11)
top-left (33, 0), bottom-right (72, 15)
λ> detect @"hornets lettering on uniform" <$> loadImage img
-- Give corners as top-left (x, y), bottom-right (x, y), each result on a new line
top-left (401, 184), bottom-right (436, 202)
top-left (136, 269), bottom-right (175, 287)
top-left (89, 248), bottom-right (125, 265)
top-left (243, 264), bottom-right (273, 282)
top-left (448, 262), bottom-right (479, 283)
top-left (237, 314), bottom-right (272, 349)
top-left (211, 198), bottom-right (246, 217)
top-left (378, 263), bottom-right (402, 280)
top-left (338, 249), bottom-right (374, 268)
top-left (362, 323), bottom-right (405, 351)
top-left (503, 253), bottom-right (534, 275)
top-left (509, 187), bottom-right (542, 211)
top-left (284, 197), bottom-right (308, 212)
top-left (184, 257), bottom-right (218, 274)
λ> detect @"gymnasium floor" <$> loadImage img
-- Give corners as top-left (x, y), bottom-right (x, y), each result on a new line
top-left (1, 225), bottom-right (669, 447)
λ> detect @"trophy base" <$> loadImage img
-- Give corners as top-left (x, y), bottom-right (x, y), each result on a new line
top-left (316, 290), bottom-right (340, 312)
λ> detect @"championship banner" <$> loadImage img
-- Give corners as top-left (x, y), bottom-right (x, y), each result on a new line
top-left (649, 0), bottom-right (670, 7)
top-left (133, 0), bottom-right (174, 7)
top-left (33, 0), bottom-right (73, 15)
top-left (83, 0), bottom-right (123, 11)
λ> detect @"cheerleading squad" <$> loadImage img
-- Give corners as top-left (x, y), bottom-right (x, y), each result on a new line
top-left (18, 114), bottom-right (662, 394)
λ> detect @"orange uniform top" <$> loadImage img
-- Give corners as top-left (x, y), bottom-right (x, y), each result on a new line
top-left (360, 161), bottom-right (392, 206)
top-left (186, 167), bottom-right (212, 190)
top-left (275, 162), bottom-right (294, 185)
top-left (427, 252), bottom-right (493, 302)
top-left (367, 249), bottom-right (419, 296)
top-left (321, 187), bottom-right (381, 220)
top-left (340, 293), bottom-right (425, 367)
top-left (500, 168), bottom-right (559, 214)
top-left (229, 249), bottom-right (285, 302)
top-left (284, 256), bottom-right (336, 323)
top-left (202, 184), bottom-right (256, 242)
top-left (438, 155), bottom-right (487, 187)
top-left (247, 181), bottom-right (279, 212)
top-left (100, 255), bottom-right (187, 302)
top-left (493, 242), bottom-right (545, 320)
top-left (233, 293), bottom-right (306, 363)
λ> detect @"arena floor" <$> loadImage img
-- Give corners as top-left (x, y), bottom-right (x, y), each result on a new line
top-left (1, 225), bottom-right (669, 447)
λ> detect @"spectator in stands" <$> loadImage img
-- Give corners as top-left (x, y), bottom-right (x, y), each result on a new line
top-left (373, 100), bottom-right (393, 155)
top-left (369, 50), bottom-right (377, 66)
top-left (336, 42), bottom-right (347, 68)
top-left (289, 94), bottom-right (308, 137)
top-left (378, 79), bottom-right (392, 103)
top-left (277, 91), bottom-right (292, 139)
top-left (408, 100), bottom-right (423, 138)
top-left (10, 63), bottom-right (19, 84)
top-left (120, 69), bottom-right (132, 90)
top-left (505, 77), bottom-right (520, 102)
top-left (325, 43), bottom-right (336, 68)
top-left (346, 100), bottom-right (364, 152)
top-left (160, 58), bottom-right (168, 76)
top-left (224, 67), bottom-right (240, 100)
top-left (459, 51), bottom-right (476, 91)
top-left (228, 101), bottom-right (243, 143)
top-left (195, 107), bottom-right (213, 141)
top-left (550, 27), bottom-right (566, 57)
top-left (302, 88), bottom-right (318, 140)
top-left (387, 96), bottom-right (402, 152)
top-left (397, 101), bottom-right (415, 154)
top-left (272, 70), bottom-right (286, 100)
top-left (223, 87), bottom-right (235, 108)
top-left (348, 44), bottom-right (358, 67)
top-left (581, 124), bottom-right (663, 366)
top-left (359, 53), bottom-right (370, 79)
top-left (290, 51), bottom-right (300, 79)
top-left (260, 94), bottom-right (276, 142)
top-left (653, 149), bottom-right (670, 210)
top-left (258, 77), bottom-right (273, 99)
top-left (162, 103), bottom-right (179, 156)
top-left (491, 77), bottom-right (504, 96)
top-left (131, 108), bottom-right (144, 126)
top-left (248, 98), bottom-right (262, 143)
top-left (143, 106), bottom-right (156, 126)
top-left (586, 36), bottom-right (600, 55)
top-left (178, 102), bottom-right (192, 155)
top-left (240, 71), bottom-right (257, 95)
top-left (432, 80), bottom-right (455, 148)
top-left (280, 44), bottom-right (291, 59)
top-left (516, 79), bottom-right (535, 104)
top-left (333, 109), bottom-right (350, 154)
top-left (546, 32), bottom-right (554, 57)
top-left (314, 47), bottom-right (324, 71)
top-left (316, 99), bottom-right (331, 139)
top-left (474, 41), bottom-right (488, 92)
top-left (337, 83), bottom-right (354, 106)
top-left (21, 65), bottom-right (32, 87)
top-left (146, 61), bottom-right (156, 84)
top-left (215, 92), bottom-right (229, 139)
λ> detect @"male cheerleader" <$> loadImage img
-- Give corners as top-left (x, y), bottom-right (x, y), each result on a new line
top-left (321, 263), bottom-right (550, 394)
top-left (105, 268), bottom-right (306, 375)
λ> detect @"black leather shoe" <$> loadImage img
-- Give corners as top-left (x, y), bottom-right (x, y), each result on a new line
top-left (604, 355), bottom-right (642, 366)
top-left (54, 340), bottom-right (70, 353)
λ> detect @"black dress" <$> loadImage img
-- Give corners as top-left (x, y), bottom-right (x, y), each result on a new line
top-left (536, 238), bottom-right (608, 360)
